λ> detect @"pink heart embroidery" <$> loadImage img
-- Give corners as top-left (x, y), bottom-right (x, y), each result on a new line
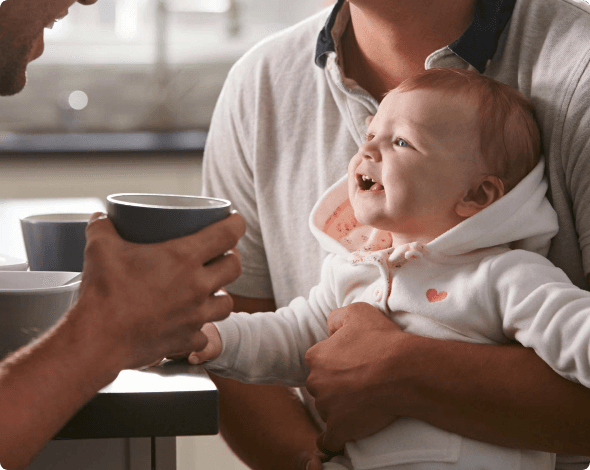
top-left (426, 288), bottom-right (447, 303)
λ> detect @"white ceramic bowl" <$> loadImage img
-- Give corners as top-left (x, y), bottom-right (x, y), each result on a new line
top-left (0, 271), bottom-right (81, 359)
top-left (0, 253), bottom-right (28, 271)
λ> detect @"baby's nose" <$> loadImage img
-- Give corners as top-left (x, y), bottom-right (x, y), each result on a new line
top-left (360, 142), bottom-right (382, 162)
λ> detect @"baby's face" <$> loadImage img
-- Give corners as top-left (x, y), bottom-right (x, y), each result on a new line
top-left (348, 88), bottom-right (485, 243)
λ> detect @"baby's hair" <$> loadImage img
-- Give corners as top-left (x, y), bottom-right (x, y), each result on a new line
top-left (395, 68), bottom-right (540, 193)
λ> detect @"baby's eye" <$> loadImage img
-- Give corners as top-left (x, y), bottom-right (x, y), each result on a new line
top-left (365, 133), bottom-right (375, 142)
top-left (393, 137), bottom-right (409, 148)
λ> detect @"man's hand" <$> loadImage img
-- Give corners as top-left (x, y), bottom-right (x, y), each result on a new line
top-left (305, 302), bottom-right (408, 453)
top-left (75, 211), bottom-right (245, 371)
top-left (0, 212), bottom-right (244, 470)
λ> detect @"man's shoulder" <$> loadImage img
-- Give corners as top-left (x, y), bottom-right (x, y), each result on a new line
top-left (550, 0), bottom-right (590, 17)
top-left (494, 0), bottom-right (590, 120)
top-left (513, 0), bottom-right (590, 44)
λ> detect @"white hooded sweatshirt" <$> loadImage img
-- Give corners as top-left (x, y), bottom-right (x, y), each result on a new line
top-left (206, 160), bottom-right (590, 469)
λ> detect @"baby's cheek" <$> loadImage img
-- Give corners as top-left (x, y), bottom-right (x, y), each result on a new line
top-left (347, 156), bottom-right (359, 184)
top-left (348, 153), bottom-right (361, 172)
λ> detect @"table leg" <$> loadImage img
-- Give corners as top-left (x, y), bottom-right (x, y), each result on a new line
top-left (155, 437), bottom-right (176, 470)
top-left (129, 437), bottom-right (176, 470)
top-left (151, 437), bottom-right (156, 470)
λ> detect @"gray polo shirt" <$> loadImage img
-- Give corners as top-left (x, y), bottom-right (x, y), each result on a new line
top-left (203, 0), bottom-right (590, 467)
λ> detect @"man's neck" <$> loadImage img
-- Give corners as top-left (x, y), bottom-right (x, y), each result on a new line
top-left (343, 0), bottom-right (476, 101)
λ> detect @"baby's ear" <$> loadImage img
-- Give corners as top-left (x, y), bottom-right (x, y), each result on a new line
top-left (455, 176), bottom-right (505, 218)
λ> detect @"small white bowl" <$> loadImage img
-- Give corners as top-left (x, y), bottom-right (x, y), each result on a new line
top-left (0, 253), bottom-right (28, 271)
top-left (0, 271), bottom-right (81, 358)
top-left (0, 271), bottom-right (80, 291)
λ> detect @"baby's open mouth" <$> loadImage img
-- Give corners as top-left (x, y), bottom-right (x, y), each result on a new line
top-left (357, 174), bottom-right (384, 192)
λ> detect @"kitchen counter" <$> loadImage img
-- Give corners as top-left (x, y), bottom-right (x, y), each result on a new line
top-left (0, 131), bottom-right (208, 155)
top-left (56, 360), bottom-right (218, 439)
top-left (23, 361), bottom-right (217, 470)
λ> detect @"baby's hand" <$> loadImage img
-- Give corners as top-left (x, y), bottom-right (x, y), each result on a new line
top-left (188, 323), bottom-right (222, 364)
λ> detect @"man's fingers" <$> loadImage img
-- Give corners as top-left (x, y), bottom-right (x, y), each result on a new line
top-left (317, 429), bottom-right (345, 456)
top-left (327, 308), bottom-right (345, 337)
top-left (167, 353), bottom-right (191, 361)
top-left (312, 398), bottom-right (328, 422)
top-left (201, 251), bottom-right (242, 294)
top-left (306, 458), bottom-right (322, 470)
top-left (88, 211), bottom-right (106, 224)
top-left (156, 330), bottom-right (207, 363)
top-left (145, 358), bottom-right (165, 368)
top-left (195, 290), bottom-right (234, 324)
top-left (168, 212), bottom-right (245, 263)
top-left (86, 212), bottom-right (123, 241)
top-left (327, 302), bottom-right (395, 337)
top-left (233, 247), bottom-right (241, 263)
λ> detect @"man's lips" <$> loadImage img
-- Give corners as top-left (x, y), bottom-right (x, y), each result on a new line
top-left (356, 173), bottom-right (384, 192)
top-left (45, 9), bottom-right (68, 29)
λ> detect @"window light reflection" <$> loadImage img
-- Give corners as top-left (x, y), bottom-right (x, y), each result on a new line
top-left (100, 368), bottom-right (217, 393)
top-left (68, 91), bottom-right (89, 110)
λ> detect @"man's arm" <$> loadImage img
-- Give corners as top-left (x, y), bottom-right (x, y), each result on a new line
top-left (305, 302), bottom-right (590, 455)
top-left (0, 212), bottom-right (245, 470)
top-left (208, 294), bottom-right (324, 470)
top-left (0, 304), bottom-right (123, 470)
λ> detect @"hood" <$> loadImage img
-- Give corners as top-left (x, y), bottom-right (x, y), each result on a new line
top-left (309, 158), bottom-right (558, 258)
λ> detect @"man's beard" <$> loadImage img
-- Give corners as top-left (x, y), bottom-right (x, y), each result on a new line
top-left (0, 42), bottom-right (31, 96)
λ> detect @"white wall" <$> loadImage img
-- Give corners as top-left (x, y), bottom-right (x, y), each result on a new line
top-left (178, 436), bottom-right (248, 470)
top-left (0, 153), bottom-right (203, 202)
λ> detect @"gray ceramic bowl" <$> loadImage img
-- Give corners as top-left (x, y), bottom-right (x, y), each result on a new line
top-left (0, 271), bottom-right (81, 359)
top-left (106, 193), bottom-right (232, 243)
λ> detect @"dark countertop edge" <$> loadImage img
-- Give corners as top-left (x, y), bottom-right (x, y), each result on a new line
top-left (0, 130), bottom-right (208, 154)
top-left (54, 390), bottom-right (219, 439)
top-left (53, 363), bottom-right (219, 439)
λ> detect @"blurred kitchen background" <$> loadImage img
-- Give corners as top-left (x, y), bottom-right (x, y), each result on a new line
top-left (0, 0), bottom-right (330, 468)
top-left (0, 0), bottom-right (331, 200)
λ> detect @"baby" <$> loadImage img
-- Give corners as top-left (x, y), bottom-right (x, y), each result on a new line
top-left (195, 68), bottom-right (590, 469)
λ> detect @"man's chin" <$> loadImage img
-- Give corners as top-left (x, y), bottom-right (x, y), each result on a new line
top-left (29, 33), bottom-right (45, 63)
top-left (0, 71), bottom-right (27, 96)
top-left (0, 36), bottom-right (38, 96)
top-left (0, 51), bottom-right (30, 96)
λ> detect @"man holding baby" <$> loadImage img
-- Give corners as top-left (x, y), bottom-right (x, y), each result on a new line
top-left (201, 0), bottom-right (590, 469)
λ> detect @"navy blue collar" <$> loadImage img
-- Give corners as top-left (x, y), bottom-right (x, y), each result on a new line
top-left (315, 0), bottom-right (346, 68)
top-left (315, 0), bottom-right (517, 73)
